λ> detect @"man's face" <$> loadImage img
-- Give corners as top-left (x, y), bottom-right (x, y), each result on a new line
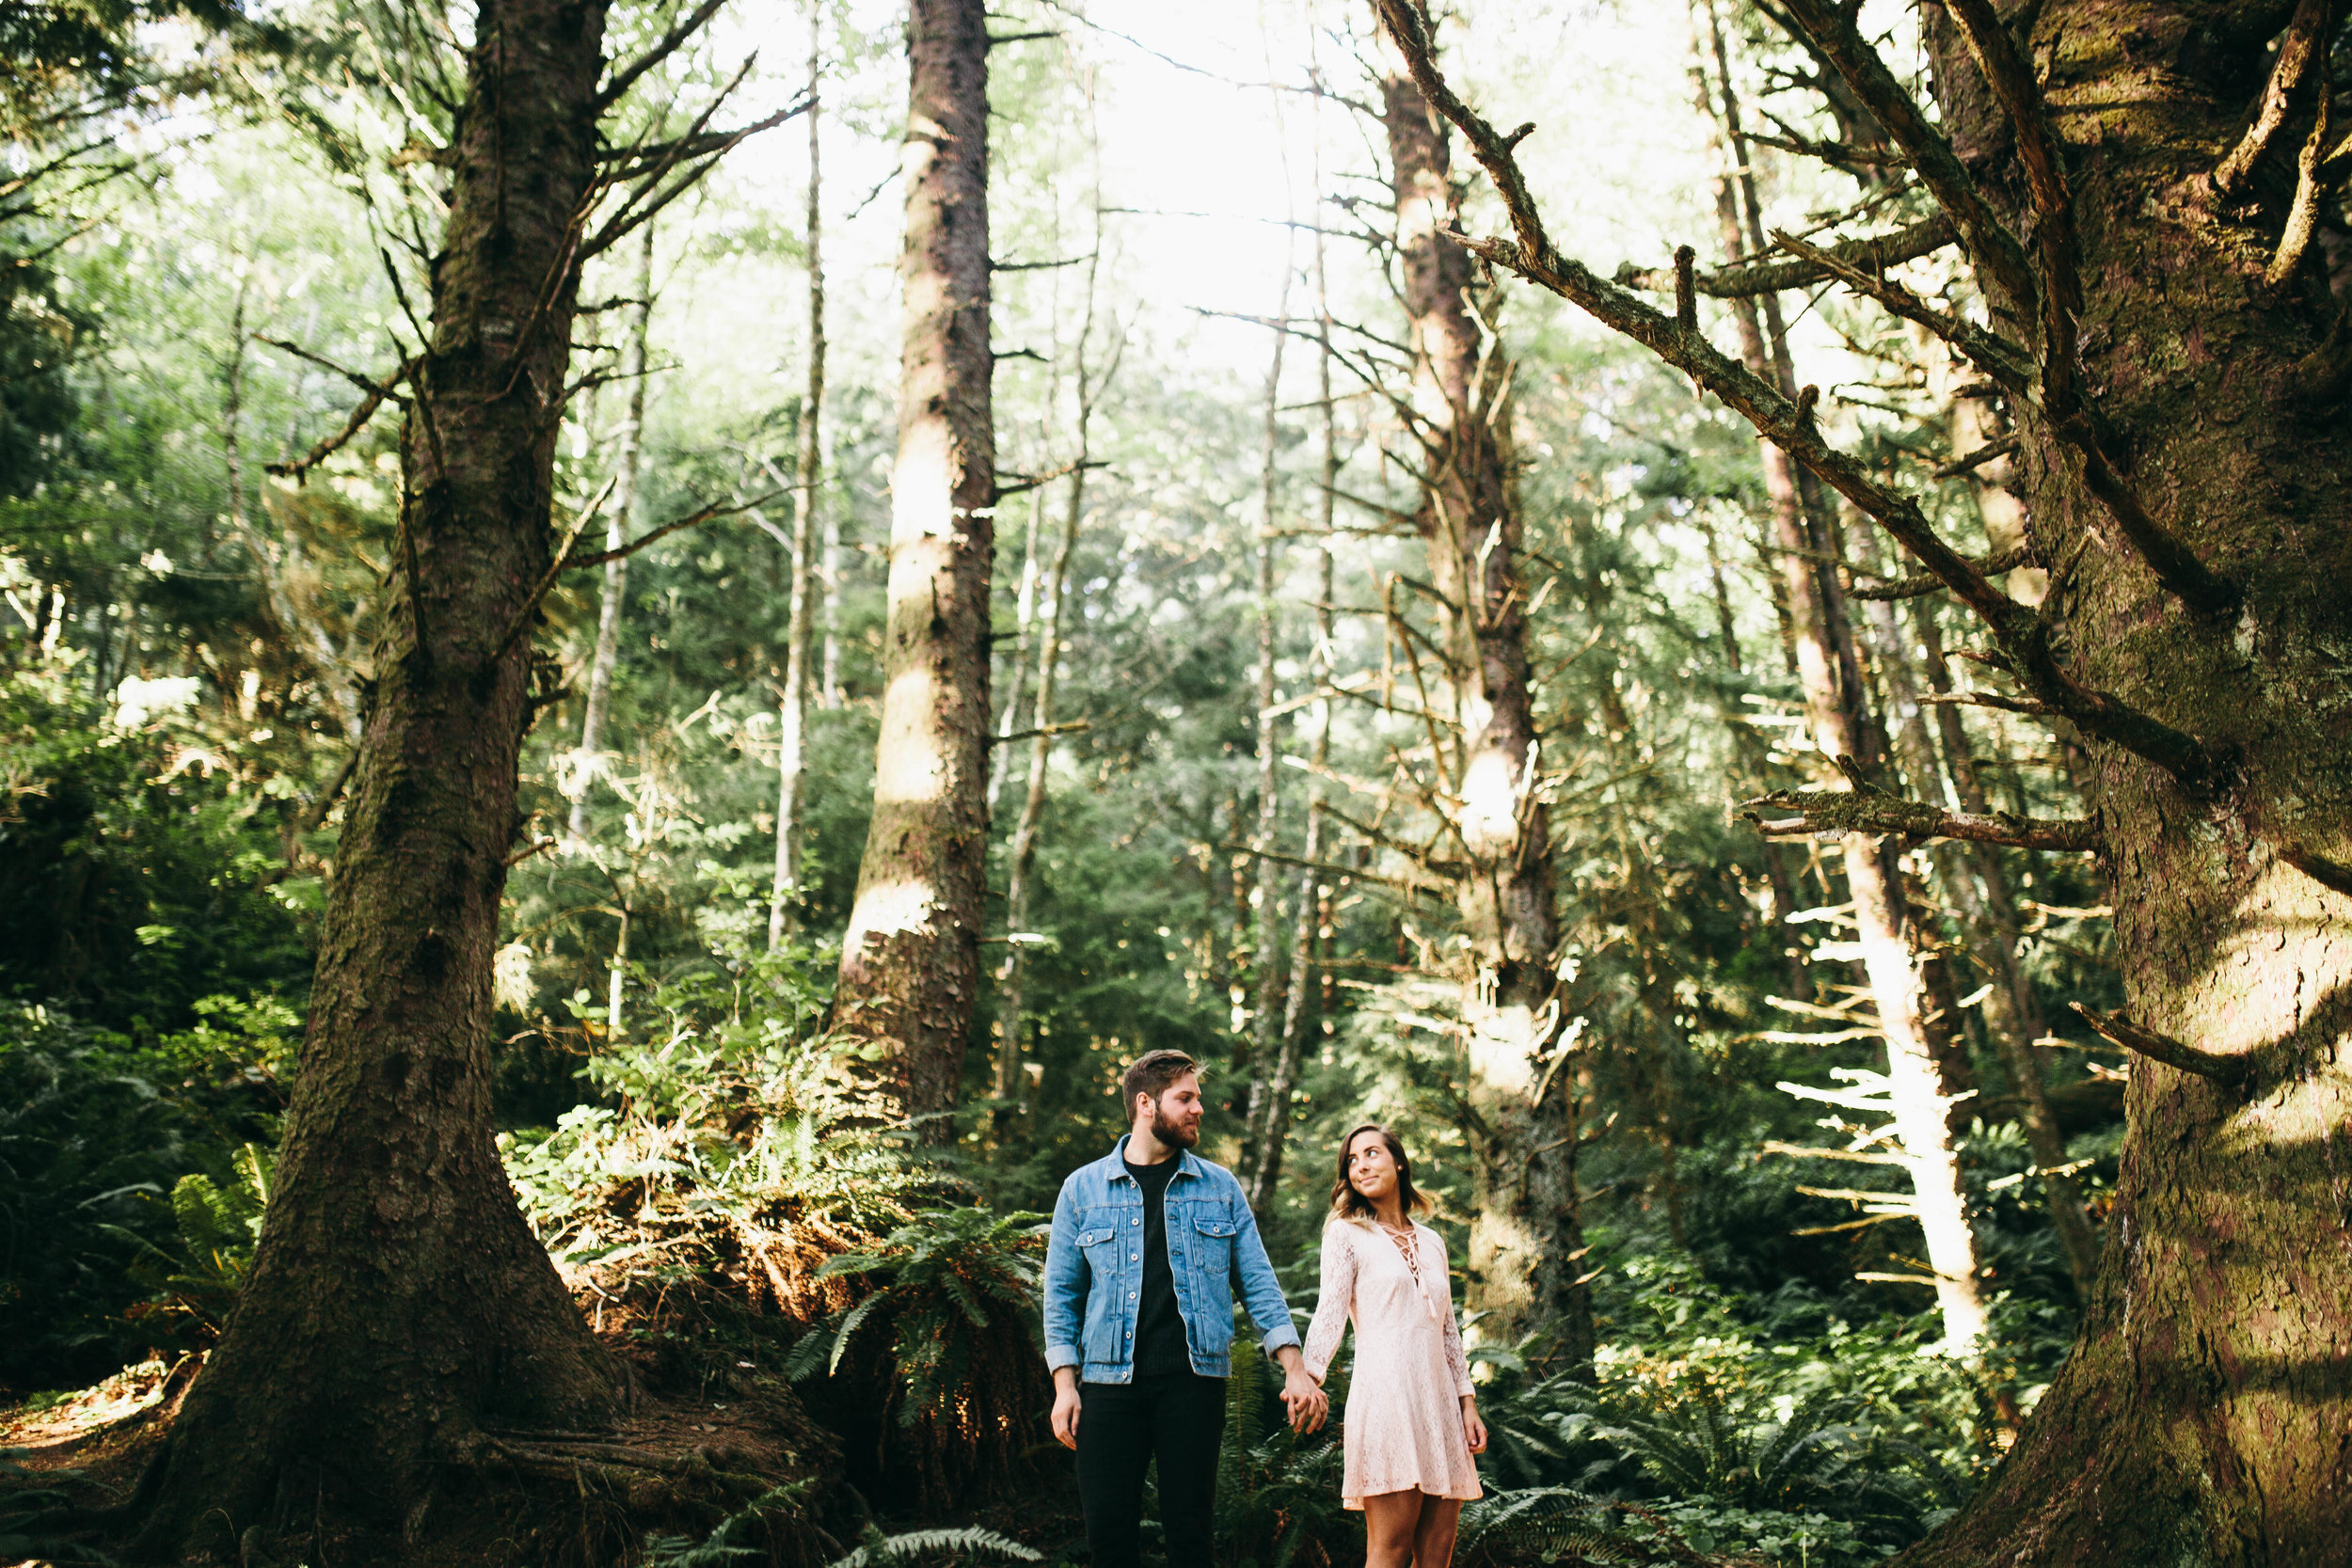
top-left (1144, 1072), bottom-right (1204, 1148)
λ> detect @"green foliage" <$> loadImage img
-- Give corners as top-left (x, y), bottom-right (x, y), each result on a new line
top-left (101, 1142), bottom-right (270, 1338)
top-left (638, 1481), bottom-right (819, 1567)
top-left (814, 1206), bottom-right (1048, 1425)
top-left (822, 1526), bottom-right (1042, 1568)
top-left (1211, 1336), bottom-right (1352, 1568)
top-left (0, 660), bottom-right (315, 1034)
top-left (0, 1000), bottom-right (280, 1387)
top-left (505, 940), bottom-right (922, 1275)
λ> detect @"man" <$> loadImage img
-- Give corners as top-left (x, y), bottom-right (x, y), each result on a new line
top-left (1043, 1049), bottom-right (1327, 1568)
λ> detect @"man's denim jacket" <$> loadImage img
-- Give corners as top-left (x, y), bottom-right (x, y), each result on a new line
top-left (1042, 1135), bottom-right (1300, 1383)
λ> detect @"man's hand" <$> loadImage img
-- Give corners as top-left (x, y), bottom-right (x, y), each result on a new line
top-left (1272, 1346), bottom-right (1327, 1433)
top-left (1051, 1369), bottom-right (1082, 1450)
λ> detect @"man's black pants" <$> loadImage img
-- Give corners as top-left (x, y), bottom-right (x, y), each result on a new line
top-left (1073, 1371), bottom-right (1226, 1568)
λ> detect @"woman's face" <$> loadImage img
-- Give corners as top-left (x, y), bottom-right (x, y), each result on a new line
top-left (1347, 1132), bottom-right (1400, 1203)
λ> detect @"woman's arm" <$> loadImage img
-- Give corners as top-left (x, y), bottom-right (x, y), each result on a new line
top-left (1300, 1223), bottom-right (1355, 1384)
top-left (1433, 1231), bottom-right (1487, 1452)
top-left (1436, 1232), bottom-right (1476, 1399)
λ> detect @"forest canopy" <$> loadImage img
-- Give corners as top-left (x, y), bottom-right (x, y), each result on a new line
top-left (2, 0), bottom-right (2346, 1565)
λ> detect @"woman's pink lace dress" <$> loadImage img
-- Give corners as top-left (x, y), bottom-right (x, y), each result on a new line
top-left (1301, 1217), bottom-right (1483, 1510)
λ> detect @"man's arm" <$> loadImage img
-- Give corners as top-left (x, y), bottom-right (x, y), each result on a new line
top-left (1042, 1182), bottom-right (1090, 1449)
top-left (1229, 1178), bottom-right (1326, 1432)
top-left (1041, 1180), bottom-right (1088, 1378)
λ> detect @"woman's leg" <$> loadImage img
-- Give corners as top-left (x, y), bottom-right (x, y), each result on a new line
top-left (1410, 1495), bottom-right (1464, 1568)
top-left (1360, 1491), bottom-right (1422, 1568)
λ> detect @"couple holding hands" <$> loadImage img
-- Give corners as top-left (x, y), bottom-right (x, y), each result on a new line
top-left (1043, 1050), bottom-right (1486, 1568)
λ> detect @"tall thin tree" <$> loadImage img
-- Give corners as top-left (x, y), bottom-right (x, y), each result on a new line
top-left (570, 224), bottom-right (656, 847)
top-left (1692, 0), bottom-right (1985, 1351)
top-left (771, 9), bottom-right (825, 950)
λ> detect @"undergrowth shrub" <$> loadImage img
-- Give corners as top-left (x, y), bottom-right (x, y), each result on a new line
top-left (503, 941), bottom-right (1051, 1505)
top-left (0, 1001), bottom-right (284, 1388)
top-left (505, 942), bottom-right (919, 1322)
top-left (796, 1206), bottom-right (1048, 1496)
top-left (1211, 1334), bottom-right (1351, 1568)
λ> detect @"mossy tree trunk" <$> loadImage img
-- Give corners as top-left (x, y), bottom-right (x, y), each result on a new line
top-left (130, 0), bottom-right (625, 1557)
top-left (1894, 4), bottom-right (2352, 1559)
top-left (834, 0), bottom-right (994, 1135)
top-left (1382, 66), bottom-right (1590, 1370)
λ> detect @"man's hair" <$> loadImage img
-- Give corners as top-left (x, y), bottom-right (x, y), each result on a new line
top-left (1120, 1050), bottom-right (1199, 1115)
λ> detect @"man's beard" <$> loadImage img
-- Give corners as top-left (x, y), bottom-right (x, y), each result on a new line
top-left (1152, 1107), bottom-right (1200, 1148)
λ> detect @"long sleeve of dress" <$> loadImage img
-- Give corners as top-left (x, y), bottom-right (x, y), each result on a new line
top-left (1436, 1240), bottom-right (1475, 1398)
top-left (1302, 1223), bottom-right (1355, 1384)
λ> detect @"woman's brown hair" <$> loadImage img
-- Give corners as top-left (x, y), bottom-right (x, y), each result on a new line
top-left (1327, 1123), bottom-right (1435, 1223)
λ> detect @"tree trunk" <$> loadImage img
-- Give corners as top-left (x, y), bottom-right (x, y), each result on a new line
top-left (129, 2), bottom-right (623, 1555)
top-left (994, 216), bottom-right (1108, 1117)
top-left (834, 0), bottom-right (993, 1135)
top-left (1382, 62), bottom-right (1588, 1370)
top-left (1698, 0), bottom-right (1987, 1352)
top-left (1912, 603), bottom-right (2101, 1289)
top-left (1238, 286), bottom-right (1291, 1196)
top-left (770, 23), bottom-right (824, 951)
top-left (570, 224), bottom-right (654, 847)
top-left (1887, 5), bottom-right (2352, 1558)
top-left (1246, 203), bottom-right (1341, 1218)
top-left (994, 464), bottom-right (1081, 1108)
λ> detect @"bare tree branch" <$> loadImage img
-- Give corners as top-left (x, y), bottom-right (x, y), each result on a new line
top-left (564, 490), bottom-right (782, 570)
top-left (2280, 845), bottom-right (2352, 899)
top-left (2213, 0), bottom-right (2335, 198)
top-left (1768, 228), bottom-right (2034, 394)
top-left (1741, 785), bottom-right (2101, 852)
top-left (1363, 0), bottom-right (2228, 796)
top-left (596, 0), bottom-right (726, 112)
top-left (2069, 1003), bottom-right (2248, 1086)
top-left (1770, 0), bottom-right (2038, 313)
top-left (1616, 214), bottom-right (1954, 297)
top-left (1851, 545), bottom-right (2033, 599)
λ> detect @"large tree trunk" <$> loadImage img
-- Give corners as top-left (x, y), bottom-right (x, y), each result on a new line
top-left (834, 0), bottom-right (993, 1134)
top-left (129, 1), bottom-right (623, 1555)
top-left (1890, 4), bottom-right (2352, 1560)
top-left (1382, 66), bottom-right (1589, 1370)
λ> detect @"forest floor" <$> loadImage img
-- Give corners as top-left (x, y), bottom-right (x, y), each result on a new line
top-left (2, 1346), bottom-right (1087, 1568)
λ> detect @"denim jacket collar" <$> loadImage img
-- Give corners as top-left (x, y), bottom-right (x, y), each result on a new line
top-left (1103, 1132), bottom-right (1204, 1185)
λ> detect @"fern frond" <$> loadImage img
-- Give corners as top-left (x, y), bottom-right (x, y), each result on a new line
top-left (825, 1526), bottom-right (1041, 1568)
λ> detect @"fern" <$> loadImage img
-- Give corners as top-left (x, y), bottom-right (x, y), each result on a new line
top-left (823, 1525), bottom-right (1041, 1568)
top-left (812, 1207), bottom-right (1047, 1433)
top-left (96, 1142), bottom-right (271, 1338)
top-left (639, 1481), bottom-right (815, 1567)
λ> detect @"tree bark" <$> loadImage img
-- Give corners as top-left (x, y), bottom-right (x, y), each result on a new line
top-left (569, 224), bottom-right (654, 847)
top-left (770, 23), bottom-right (824, 951)
top-left (1882, 5), bottom-right (2352, 1559)
top-left (1381, 59), bottom-right (1588, 1370)
top-left (834, 0), bottom-right (993, 1135)
top-left (129, 2), bottom-right (624, 1554)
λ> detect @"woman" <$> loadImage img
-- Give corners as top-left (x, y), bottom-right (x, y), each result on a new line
top-left (1302, 1124), bottom-right (1486, 1568)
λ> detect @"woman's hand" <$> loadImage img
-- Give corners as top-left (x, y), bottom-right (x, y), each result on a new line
top-left (1461, 1397), bottom-right (1487, 1454)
